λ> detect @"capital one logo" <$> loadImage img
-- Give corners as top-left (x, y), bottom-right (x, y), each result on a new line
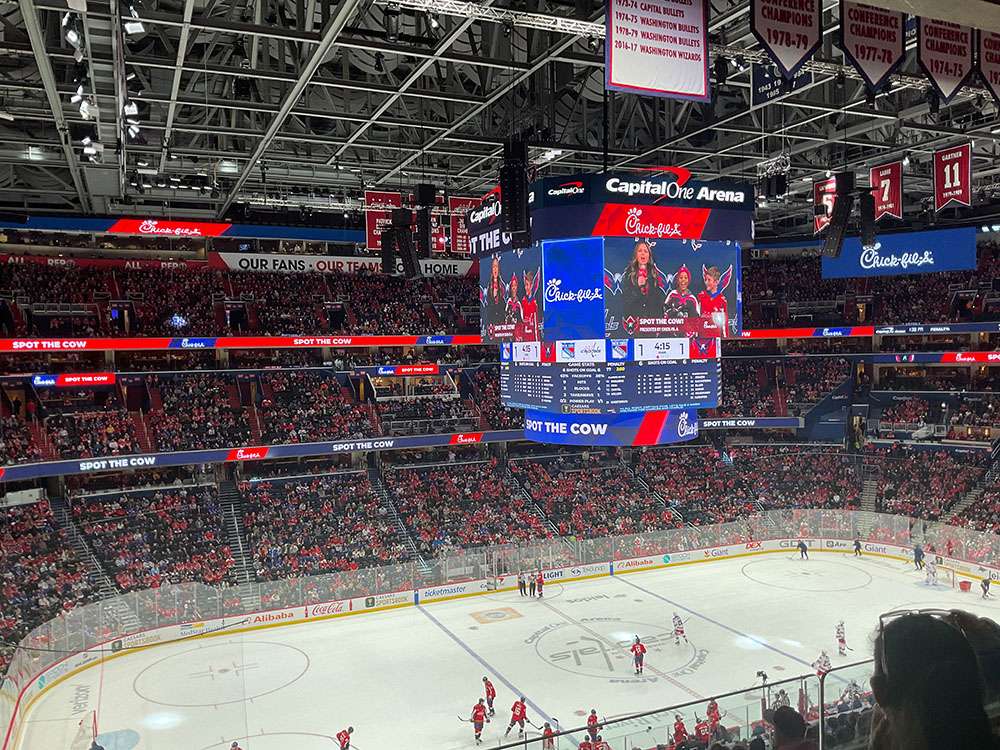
top-left (469, 201), bottom-right (501, 225)
top-left (547, 181), bottom-right (585, 197)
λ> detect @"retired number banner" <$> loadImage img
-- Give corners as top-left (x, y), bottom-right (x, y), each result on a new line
top-left (933, 143), bottom-right (972, 212)
top-left (751, 0), bottom-right (823, 78)
top-left (838, 2), bottom-right (905, 91)
top-left (977, 31), bottom-right (1000, 104)
top-left (448, 196), bottom-right (481, 256)
top-left (813, 177), bottom-right (838, 234)
top-left (364, 190), bottom-right (402, 251)
top-left (869, 161), bottom-right (903, 221)
top-left (918, 18), bottom-right (974, 103)
top-left (605, 0), bottom-right (710, 101)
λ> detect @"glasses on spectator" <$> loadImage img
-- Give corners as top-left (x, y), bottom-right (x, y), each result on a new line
top-left (877, 608), bottom-right (964, 675)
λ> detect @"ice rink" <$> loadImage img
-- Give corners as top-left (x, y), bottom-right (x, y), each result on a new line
top-left (15, 552), bottom-right (1000, 750)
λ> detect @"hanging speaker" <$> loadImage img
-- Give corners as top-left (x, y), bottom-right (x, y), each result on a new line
top-left (821, 193), bottom-right (855, 258)
top-left (415, 207), bottom-right (432, 257)
top-left (380, 227), bottom-right (396, 275)
top-left (391, 207), bottom-right (412, 228)
top-left (415, 183), bottom-right (437, 206)
top-left (396, 227), bottom-right (420, 278)
top-left (859, 190), bottom-right (876, 249)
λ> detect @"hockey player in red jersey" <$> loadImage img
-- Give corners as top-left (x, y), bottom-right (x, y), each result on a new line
top-left (471, 699), bottom-right (488, 745)
top-left (813, 650), bottom-right (832, 677)
top-left (672, 715), bottom-right (688, 744)
top-left (707, 697), bottom-right (721, 732)
top-left (577, 739), bottom-right (593, 750)
top-left (505, 697), bottom-right (529, 736)
top-left (593, 735), bottom-right (610, 750)
top-left (586, 709), bottom-right (600, 740)
top-left (336, 726), bottom-right (353, 749)
top-left (483, 676), bottom-right (497, 717)
top-left (542, 722), bottom-right (555, 749)
top-left (694, 716), bottom-right (711, 743)
top-left (630, 636), bottom-right (647, 674)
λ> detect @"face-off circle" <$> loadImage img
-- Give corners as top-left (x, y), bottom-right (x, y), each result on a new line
top-left (740, 558), bottom-right (873, 592)
top-left (133, 641), bottom-right (310, 707)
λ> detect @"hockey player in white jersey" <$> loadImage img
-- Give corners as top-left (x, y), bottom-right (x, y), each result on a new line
top-left (835, 621), bottom-right (848, 656)
top-left (813, 650), bottom-right (832, 677)
top-left (672, 612), bottom-right (688, 645)
top-left (925, 558), bottom-right (939, 586)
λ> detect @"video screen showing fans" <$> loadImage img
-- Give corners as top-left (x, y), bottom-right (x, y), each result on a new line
top-left (603, 237), bottom-right (742, 338)
top-left (479, 242), bottom-right (542, 344)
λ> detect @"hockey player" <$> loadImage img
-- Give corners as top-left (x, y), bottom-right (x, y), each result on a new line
top-left (587, 709), bottom-right (600, 741)
top-left (672, 612), bottom-right (688, 644)
top-left (914, 544), bottom-right (925, 570)
top-left (336, 727), bottom-right (353, 750)
top-left (797, 540), bottom-right (809, 560)
top-left (630, 636), bottom-right (647, 675)
top-left (983, 577), bottom-right (993, 599)
top-left (483, 676), bottom-right (496, 717)
top-left (536, 571), bottom-right (544, 598)
top-left (836, 621), bottom-right (848, 656)
top-left (672, 714), bottom-right (689, 745)
top-left (853, 539), bottom-right (862, 557)
top-left (230, 743), bottom-right (243, 750)
top-left (577, 739), bottom-right (593, 750)
top-left (706, 698), bottom-right (721, 732)
top-left (925, 557), bottom-right (939, 586)
top-left (773, 689), bottom-right (790, 709)
top-left (505, 696), bottom-right (529, 736)
top-left (593, 735), bottom-right (610, 750)
top-left (813, 651), bottom-right (832, 677)
top-left (471, 699), bottom-right (488, 745)
top-left (542, 722), bottom-right (555, 749)
top-left (694, 715), bottom-right (711, 744)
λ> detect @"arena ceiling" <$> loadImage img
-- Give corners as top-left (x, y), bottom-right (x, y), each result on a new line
top-left (3, 0), bottom-right (1000, 237)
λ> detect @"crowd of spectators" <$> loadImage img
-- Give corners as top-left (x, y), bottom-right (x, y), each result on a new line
top-left (71, 485), bottom-right (234, 591)
top-left (241, 474), bottom-right (410, 579)
top-left (879, 397), bottom-right (932, 426)
top-left (376, 397), bottom-right (476, 435)
top-left (0, 414), bottom-right (43, 464)
top-left (259, 371), bottom-right (373, 444)
top-left (228, 270), bottom-right (331, 335)
top-left (0, 499), bottom-right (99, 673)
top-left (782, 358), bottom-right (851, 410)
top-left (46, 411), bottom-right (139, 459)
top-left (385, 461), bottom-right (551, 554)
top-left (717, 359), bottom-right (777, 417)
top-left (150, 374), bottom-right (251, 451)
top-left (869, 445), bottom-right (988, 520)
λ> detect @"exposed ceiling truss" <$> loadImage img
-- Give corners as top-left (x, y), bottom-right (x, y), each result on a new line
top-left (1, 0), bottom-right (1000, 236)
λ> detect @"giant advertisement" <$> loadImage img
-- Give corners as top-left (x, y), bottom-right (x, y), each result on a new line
top-left (208, 252), bottom-right (475, 278)
top-left (523, 409), bottom-right (699, 446)
top-left (820, 227), bottom-right (977, 278)
top-left (605, 0), bottom-right (710, 102)
top-left (603, 237), bottom-right (741, 338)
top-left (478, 243), bottom-right (542, 344)
top-left (541, 237), bottom-right (606, 341)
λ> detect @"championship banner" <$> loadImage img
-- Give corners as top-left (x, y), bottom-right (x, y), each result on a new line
top-left (838, 2), bottom-right (905, 91)
top-left (448, 196), bottom-right (480, 256)
top-left (524, 409), bottom-right (699, 447)
top-left (977, 31), bottom-right (1000, 104)
top-left (933, 143), bottom-right (972, 211)
top-left (820, 226), bottom-right (977, 278)
top-left (605, 0), bottom-right (710, 101)
top-left (750, 0), bottom-right (823, 78)
top-left (917, 18), bottom-right (974, 103)
top-left (750, 63), bottom-right (813, 105)
top-left (869, 161), bottom-right (903, 221)
top-left (813, 177), bottom-right (837, 234)
top-left (364, 190), bottom-right (402, 250)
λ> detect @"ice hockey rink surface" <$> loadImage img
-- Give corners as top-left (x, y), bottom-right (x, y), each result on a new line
top-left (15, 553), bottom-right (1000, 750)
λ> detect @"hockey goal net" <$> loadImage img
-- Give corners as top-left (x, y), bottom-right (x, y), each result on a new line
top-left (69, 710), bottom-right (97, 750)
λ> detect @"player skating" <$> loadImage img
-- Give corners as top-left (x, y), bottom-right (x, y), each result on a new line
top-left (797, 540), bottom-right (809, 560)
top-left (541, 722), bottom-right (555, 749)
top-left (630, 635), bottom-right (646, 674)
top-left (536, 571), bottom-right (544, 598)
top-left (853, 539), bottom-right (862, 557)
top-left (470, 699), bottom-right (487, 745)
top-left (983, 577), bottom-right (992, 599)
top-left (813, 650), bottom-right (832, 677)
top-left (586, 709), bottom-right (599, 741)
top-left (836, 621), bottom-right (849, 656)
top-left (336, 726), bottom-right (353, 749)
top-left (672, 612), bottom-right (688, 644)
top-left (505, 696), bottom-right (529, 736)
top-left (482, 676), bottom-right (496, 717)
top-left (925, 557), bottom-right (938, 586)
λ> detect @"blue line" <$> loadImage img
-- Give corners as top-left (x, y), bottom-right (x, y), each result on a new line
top-left (616, 576), bottom-right (849, 686)
top-left (417, 605), bottom-right (579, 742)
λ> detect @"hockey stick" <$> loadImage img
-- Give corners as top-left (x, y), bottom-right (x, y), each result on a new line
top-left (457, 715), bottom-right (474, 723)
top-left (527, 719), bottom-right (543, 730)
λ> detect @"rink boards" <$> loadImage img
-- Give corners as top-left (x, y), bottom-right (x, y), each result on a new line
top-left (3, 536), bottom-right (995, 750)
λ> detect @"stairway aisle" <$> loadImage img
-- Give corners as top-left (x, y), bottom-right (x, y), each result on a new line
top-left (218, 481), bottom-right (259, 612)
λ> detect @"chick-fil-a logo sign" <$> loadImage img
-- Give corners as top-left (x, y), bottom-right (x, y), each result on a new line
top-left (544, 278), bottom-right (603, 304)
top-left (109, 218), bottom-right (232, 237)
top-left (623, 208), bottom-right (683, 238)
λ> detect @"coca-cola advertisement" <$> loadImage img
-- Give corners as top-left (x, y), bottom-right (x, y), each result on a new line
top-left (933, 143), bottom-right (972, 211)
top-left (870, 161), bottom-right (903, 221)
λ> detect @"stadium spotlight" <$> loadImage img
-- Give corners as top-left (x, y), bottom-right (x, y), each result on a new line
top-left (713, 56), bottom-right (728, 86)
top-left (587, 35), bottom-right (600, 53)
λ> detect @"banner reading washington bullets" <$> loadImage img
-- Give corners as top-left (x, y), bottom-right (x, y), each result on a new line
top-left (751, 0), bottom-right (823, 78)
top-left (364, 190), bottom-right (402, 250)
top-left (605, 0), bottom-right (710, 101)
top-left (977, 31), bottom-right (1000, 104)
top-left (838, 2), bottom-right (905, 91)
top-left (870, 161), bottom-right (903, 221)
top-left (523, 409), bottom-right (699, 447)
top-left (917, 18), bottom-right (974, 103)
top-left (814, 176), bottom-right (837, 233)
top-left (933, 143), bottom-right (972, 211)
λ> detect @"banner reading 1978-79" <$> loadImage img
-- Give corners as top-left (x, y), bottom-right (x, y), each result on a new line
top-left (751, 0), bottom-right (823, 78)
top-left (605, 0), bottom-right (710, 101)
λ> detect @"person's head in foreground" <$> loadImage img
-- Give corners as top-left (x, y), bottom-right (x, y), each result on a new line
top-left (869, 609), bottom-right (998, 750)
top-left (772, 705), bottom-right (815, 750)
